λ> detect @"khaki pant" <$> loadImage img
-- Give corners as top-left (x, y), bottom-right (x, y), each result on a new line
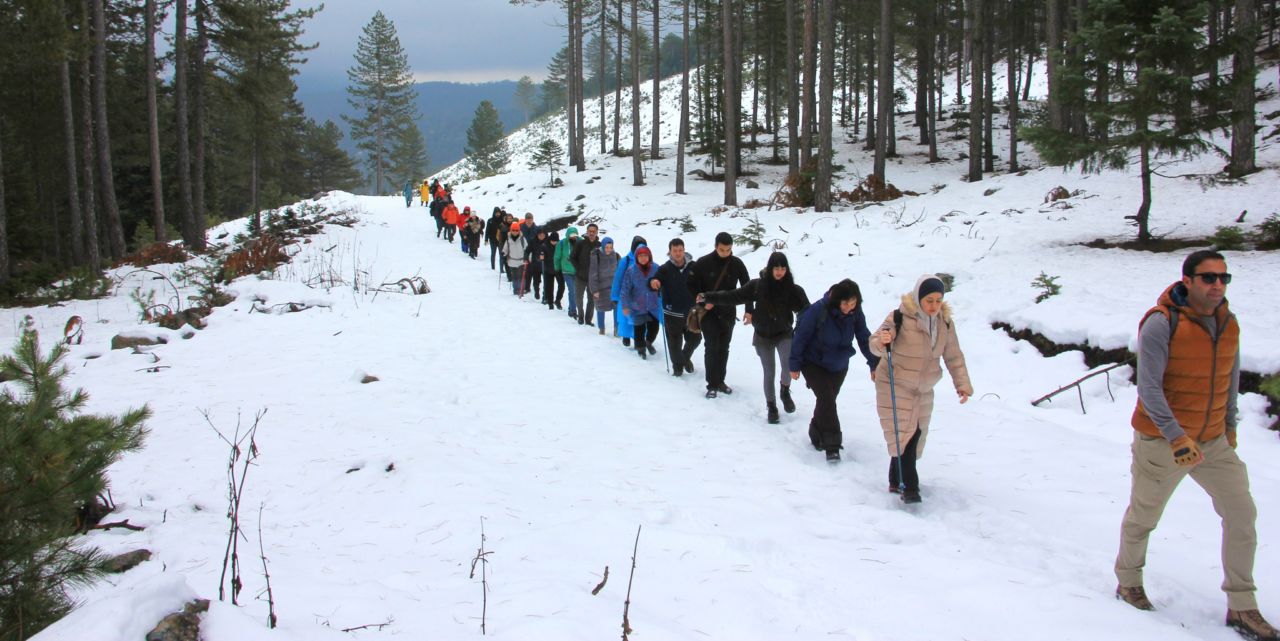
top-left (1115, 432), bottom-right (1258, 610)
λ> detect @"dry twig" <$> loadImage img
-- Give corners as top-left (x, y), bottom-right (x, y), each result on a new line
top-left (621, 525), bottom-right (642, 640)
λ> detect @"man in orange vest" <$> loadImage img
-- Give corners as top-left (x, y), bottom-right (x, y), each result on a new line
top-left (1114, 250), bottom-right (1274, 641)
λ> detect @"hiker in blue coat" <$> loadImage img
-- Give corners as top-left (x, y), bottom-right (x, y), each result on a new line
top-left (788, 279), bottom-right (879, 462)
top-left (619, 245), bottom-right (662, 359)
top-left (402, 181), bottom-right (413, 208)
top-left (610, 236), bottom-right (648, 347)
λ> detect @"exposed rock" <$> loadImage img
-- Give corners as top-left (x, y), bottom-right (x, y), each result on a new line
top-left (145, 599), bottom-right (209, 641)
top-left (361, 375), bottom-right (380, 384)
top-left (1044, 186), bottom-right (1071, 203)
top-left (102, 549), bottom-right (152, 574)
top-left (983, 188), bottom-right (1000, 196)
top-left (110, 334), bottom-right (168, 350)
top-left (745, 179), bottom-right (760, 189)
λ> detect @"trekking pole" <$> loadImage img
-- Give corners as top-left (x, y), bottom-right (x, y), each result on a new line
top-left (660, 313), bottom-right (671, 374)
top-left (886, 343), bottom-right (907, 496)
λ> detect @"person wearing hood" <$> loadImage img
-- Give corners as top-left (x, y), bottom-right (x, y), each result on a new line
top-left (456, 206), bottom-right (473, 253)
top-left (869, 275), bottom-right (972, 503)
top-left (486, 207), bottom-right (506, 270)
top-left (430, 192), bottom-right (447, 238)
top-left (419, 179), bottom-right (431, 206)
top-left (699, 252), bottom-right (808, 424)
top-left (501, 222), bottom-right (529, 296)
top-left (402, 181), bottom-right (414, 208)
top-left (541, 231), bottom-right (565, 310)
top-left (463, 214), bottom-right (484, 260)
top-left (610, 235), bottom-right (649, 347)
top-left (789, 279), bottom-right (878, 462)
top-left (589, 237), bottom-right (621, 336)
top-left (619, 245), bottom-right (662, 359)
top-left (688, 232), bottom-right (751, 398)
top-left (554, 227), bottom-right (580, 319)
top-left (651, 238), bottom-right (702, 378)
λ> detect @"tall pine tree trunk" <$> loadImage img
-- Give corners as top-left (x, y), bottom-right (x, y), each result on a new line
top-left (79, 0), bottom-right (101, 269)
top-left (0, 118), bottom-right (8, 285)
top-left (864, 22), bottom-right (876, 151)
top-left (175, 0), bottom-right (196, 247)
top-left (916, 2), bottom-right (930, 145)
top-left (614, 0), bottom-right (623, 153)
top-left (786, 0), bottom-right (799, 176)
top-left (651, 0), bottom-right (661, 159)
top-left (800, 0), bottom-right (816, 167)
top-left (145, 0), bottom-right (166, 244)
top-left (722, 0), bottom-right (738, 204)
top-left (874, 0), bottom-right (891, 179)
top-left (631, 0), bottom-right (645, 186)
top-left (192, 0), bottom-right (208, 250)
top-left (677, 0), bottom-right (690, 194)
top-left (814, 0), bottom-right (834, 212)
top-left (1136, 125), bottom-right (1152, 242)
top-left (575, 2), bottom-right (586, 172)
top-left (566, 0), bottom-right (578, 169)
top-left (600, 0), bottom-right (608, 155)
top-left (92, 0), bottom-right (126, 259)
top-left (968, 0), bottom-right (985, 182)
top-left (1007, 0), bottom-right (1019, 172)
top-left (59, 46), bottom-right (85, 265)
top-left (1230, 0), bottom-right (1257, 176)
top-left (1046, 0), bottom-right (1065, 131)
top-left (983, 1), bottom-right (994, 173)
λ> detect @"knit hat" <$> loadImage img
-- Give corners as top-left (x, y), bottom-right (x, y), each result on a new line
top-left (510, 222), bottom-right (521, 232)
top-left (917, 274), bottom-right (945, 301)
top-left (548, 231), bottom-right (559, 241)
top-left (566, 226), bottom-right (579, 238)
top-left (463, 206), bottom-right (470, 213)
top-left (635, 246), bottom-right (652, 261)
top-left (715, 231), bottom-right (734, 246)
top-left (602, 236), bottom-right (614, 247)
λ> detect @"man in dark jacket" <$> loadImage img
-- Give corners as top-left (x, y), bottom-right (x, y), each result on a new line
top-left (570, 223), bottom-right (601, 325)
top-left (486, 207), bottom-right (506, 270)
top-left (687, 232), bottom-right (751, 398)
top-left (430, 195), bottom-right (446, 238)
top-left (650, 238), bottom-right (702, 378)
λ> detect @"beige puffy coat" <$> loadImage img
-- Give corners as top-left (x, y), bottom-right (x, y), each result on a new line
top-left (870, 294), bottom-right (973, 458)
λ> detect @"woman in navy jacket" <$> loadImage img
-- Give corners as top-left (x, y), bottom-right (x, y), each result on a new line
top-left (788, 279), bottom-right (879, 462)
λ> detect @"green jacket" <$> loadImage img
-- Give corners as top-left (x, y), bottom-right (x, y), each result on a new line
top-left (555, 228), bottom-right (579, 275)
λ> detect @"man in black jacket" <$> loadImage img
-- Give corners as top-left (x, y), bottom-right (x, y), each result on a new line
top-left (486, 207), bottom-right (506, 270)
top-left (687, 232), bottom-right (751, 398)
top-left (650, 238), bottom-right (702, 378)
top-left (570, 223), bottom-right (601, 325)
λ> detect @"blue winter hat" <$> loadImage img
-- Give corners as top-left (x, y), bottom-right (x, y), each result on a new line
top-left (602, 236), bottom-right (614, 247)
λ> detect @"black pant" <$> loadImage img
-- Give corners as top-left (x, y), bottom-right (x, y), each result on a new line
top-left (506, 264), bottom-right (524, 294)
top-left (445, 224), bottom-right (456, 242)
top-left (801, 364), bottom-right (848, 452)
top-left (434, 215), bottom-right (444, 237)
top-left (575, 276), bottom-right (594, 322)
top-left (633, 316), bottom-right (660, 353)
top-left (663, 313), bottom-right (702, 373)
top-left (528, 269), bottom-right (542, 298)
top-left (701, 314), bottom-right (735, 389)
top-left (888, 427), bottom-right (923, 491)
top-left (490, 242), bottom-right (500, 269)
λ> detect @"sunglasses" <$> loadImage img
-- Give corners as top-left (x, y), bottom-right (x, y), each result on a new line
top-left (1192, 272), bottom-right (1232, 285)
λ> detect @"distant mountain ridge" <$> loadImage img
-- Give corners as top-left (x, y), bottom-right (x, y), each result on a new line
top-left (296, 79), bottom-right (531, 180)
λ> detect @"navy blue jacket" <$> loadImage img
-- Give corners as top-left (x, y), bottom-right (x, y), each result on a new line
top-left (789, 293), bottom-right (880, 374)
top-left (653, 257), bottom-right (697, 316)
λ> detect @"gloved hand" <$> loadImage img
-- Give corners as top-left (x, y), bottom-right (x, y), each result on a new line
top-left (1227, 431), bottom-right (1237, 449)
top-left (1170, 436), bottom-right (1204, 467)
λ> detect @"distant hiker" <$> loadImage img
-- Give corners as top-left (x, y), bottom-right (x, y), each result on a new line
top-left (619, 245), bottom-right (662, 360)
top-left (571, 223), bottom-right (602, 326)
top-left (402, 181), bottom-right (413, 208)
top-left (555, 227), bottom-right (580, 319)
top-left (526, 228), bottom-right (549, 300)
top-left (520, 212), bottom-right (538, 240)
top-left (501, 222), bottom-right (528, 296)
top-left (486, 207), bottom-right (505, 269)
top-left (442, 200), bottom-right (459, 242)
top-left (419, 179), bottom-right (430, 206)
top-left (456, 206), bottom-right (473, 253)
top-left (688, 232), bottom-right (750, 398)
top-left (541, 231), bottom-right (564, 310)
top-left (610, 236), bottom-right (648, 347)
top-left (699, 252), bottom-right (808, 424)
top-left (464, 215), bottom-right (484, 260)
top-left (869, 274), bottom-right (972, 504)
top-left (589, 237), bottom-right (620, 336)
top-left (651, 238), bottom-right (701, 378)
top-left (788, 279), bottom-right (878, 462)
top-left (1113, 251), bottom-right (1274, 641)
top-left (431, 194), bottom-right (447, 238)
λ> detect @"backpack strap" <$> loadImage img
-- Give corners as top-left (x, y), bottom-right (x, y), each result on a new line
top-left (893, 309), bottom-right (903, 334)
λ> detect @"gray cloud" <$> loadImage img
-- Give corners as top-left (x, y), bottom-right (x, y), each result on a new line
top-left (293, 0), bottom-right (567, 89)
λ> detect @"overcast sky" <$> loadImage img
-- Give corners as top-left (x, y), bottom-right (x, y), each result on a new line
top-left (291, 0), bottom-right (568, 89)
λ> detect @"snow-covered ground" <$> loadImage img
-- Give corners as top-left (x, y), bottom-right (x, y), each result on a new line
top-left (14, 63), bottom-right (1280, 641)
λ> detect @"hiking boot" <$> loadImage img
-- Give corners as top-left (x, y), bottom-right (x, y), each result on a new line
top-left (705, 388), bottom-right (718, 399)
top-left (718, 383), bottom-right (733, 395)
top-left (780, 386), bottom-right (796, 413)
top-left (578, 315), bottom-right (585, 325)
top-left (825, 449), bottom-right (841, 463)
top-left (672, 369), bottom-right (684, 377)
top-left (623, 338), bottom-right (632, 347)
top-left (901, 489), bottom-right (922, 504)
top-left (766, 403), bottom-right (780, 424)
top-left (888, 484), bottom-right (901, 494)
top-left (1227, 609), bottom-right (1280, 641)
top-left (1115, 586), bottom-right (1155, 611)
top-left (638, 349), bottom-right (647, 360)
top-left (685, 362), bottom-right (695, 374)
top-left (646, 344), bottom-right (657, 355)
top-left (598, 326), bottom-right (605, 335)
top-left (555, 302), bottom-right (563, 310)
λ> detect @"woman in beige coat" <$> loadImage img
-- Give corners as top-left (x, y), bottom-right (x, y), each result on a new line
top-left (871, 275), bottom-right (973, 504)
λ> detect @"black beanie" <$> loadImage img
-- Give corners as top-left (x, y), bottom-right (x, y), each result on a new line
top-left (918, 277), bottom-right (945, 301)
top-left (715, 232), bottom-right (734, 246)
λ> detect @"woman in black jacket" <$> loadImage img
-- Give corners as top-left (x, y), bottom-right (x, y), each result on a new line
top-left (698, 252), bottom-right (808, 424)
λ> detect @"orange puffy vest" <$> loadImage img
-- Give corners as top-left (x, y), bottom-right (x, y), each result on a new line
top-left (1131, 283), bottom-right (1238, 443)
top-left (443, 204), bottom-right (459, 225)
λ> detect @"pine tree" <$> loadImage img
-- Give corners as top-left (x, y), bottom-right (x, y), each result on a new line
top-left (1024, 0), bottom-right (1226, 242)
top-left (0, 325), bottom-right (149, 639)
top-left (541, 46), bottom-right (569, 114)
top-left (302, 120), bottom-right (362, 193)
top-left (528, 138), bottom-right (565, 187)
top-left (389, 121), bottom-right (429, 186)
top-left (344, 11), bottom-right (419, 194)
top-left (465, 100), bottom-right (509, 178)
top-left (514, 75), bottom-right (538, 124)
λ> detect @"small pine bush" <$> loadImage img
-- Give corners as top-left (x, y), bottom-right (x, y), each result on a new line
top-left (0, 324), bottom-right (150, 639)
top-left (1255, 214), bottom-right (1280, 250)
top-left (1210, 225), bottom-right (1248, 251)
top-left (1032, 272), bottom-right (1062, 303)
